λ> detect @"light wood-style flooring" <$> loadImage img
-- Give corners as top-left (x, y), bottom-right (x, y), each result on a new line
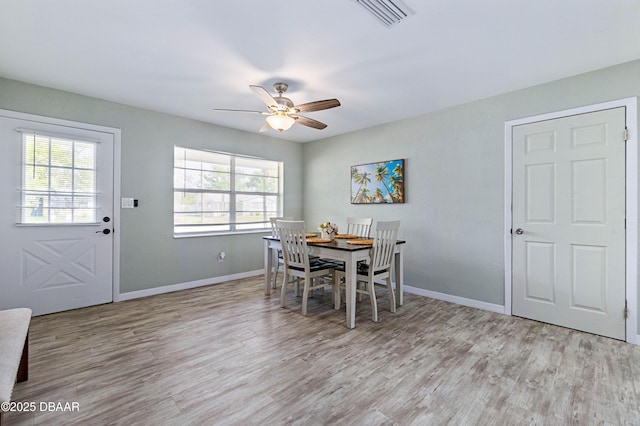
top-left (4, 275), bottom-right (640, 425)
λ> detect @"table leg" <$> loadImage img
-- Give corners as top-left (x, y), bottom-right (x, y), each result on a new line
top-left (345, 253), bottom-right (356, 329)
top-left (394, 245), bottom-right (404, 306)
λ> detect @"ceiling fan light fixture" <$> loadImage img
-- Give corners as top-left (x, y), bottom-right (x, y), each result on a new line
top-left (353, 0), bottom-right (415, 28)
top-left (266, 112), bottom-right (295, 132)
top-left (214, 83), bottom-right (339, 132)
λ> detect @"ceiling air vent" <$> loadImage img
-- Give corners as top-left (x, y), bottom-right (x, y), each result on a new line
top-left (352, 0), bottom-right (415, 28)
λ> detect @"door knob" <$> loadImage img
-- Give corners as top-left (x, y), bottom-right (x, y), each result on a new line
top-left (515, 228), bottom-right (524, 235)
top-left (96, 229), bottom-right (111, 235)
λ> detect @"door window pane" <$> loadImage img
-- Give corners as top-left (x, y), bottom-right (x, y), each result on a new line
top-left (20, 133), bottom-right (98, 224)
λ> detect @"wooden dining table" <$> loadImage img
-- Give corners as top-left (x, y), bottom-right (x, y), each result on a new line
top-left (263, 236), bottom-right (405, 329)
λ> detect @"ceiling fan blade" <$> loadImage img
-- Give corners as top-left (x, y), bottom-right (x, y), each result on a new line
top-left (294, 115), bottom-right (327, 130)
top-left (259, 122), bottom-right (271, 132)
top-left (250, 85), bottom-right (279, 108)
top-left (293, 99), bottom-right (341, 113)
top-left (212, 108), bottom-right (269, 115)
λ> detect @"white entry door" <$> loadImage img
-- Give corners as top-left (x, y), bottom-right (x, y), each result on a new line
top-left (0, 112), bottom-right (115, 316)
top-left (512, 107), bottom-right (626, 340)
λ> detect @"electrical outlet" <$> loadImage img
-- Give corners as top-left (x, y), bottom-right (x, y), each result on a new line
top-left (218, 251), bottom-right (226, 263)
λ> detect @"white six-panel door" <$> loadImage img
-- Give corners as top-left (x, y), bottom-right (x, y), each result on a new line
top-left (512, 107), bottom-right (626, 340)
top-left (0, 112), bottom-right (116, 316)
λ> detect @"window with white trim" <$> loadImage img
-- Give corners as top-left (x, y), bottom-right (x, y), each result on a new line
top-left (173, 147), bottom-right (282, 235)
top-left (19, 131), bottom-right (98, 224)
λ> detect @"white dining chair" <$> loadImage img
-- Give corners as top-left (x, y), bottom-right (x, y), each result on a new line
top-left (345, 217), bottom-right (373, 237)
top-left (331, 217), bottom-right (373, 281)
top-left (277, 220), bottom-right (337, 316)
top-left (334, 220), bottom-right (400, 322)
top-left (269, 216), bottom-right (292, 289)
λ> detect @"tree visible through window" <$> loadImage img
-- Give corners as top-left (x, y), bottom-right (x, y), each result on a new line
top-left (173, 147), bottom-right (282, 235)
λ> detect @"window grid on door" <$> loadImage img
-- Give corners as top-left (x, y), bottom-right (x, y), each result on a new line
top-left (19, 132), bottom-right (98, 224)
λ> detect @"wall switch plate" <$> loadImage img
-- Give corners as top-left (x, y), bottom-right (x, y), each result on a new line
top-left (121, 198), bottom-right (134, 208)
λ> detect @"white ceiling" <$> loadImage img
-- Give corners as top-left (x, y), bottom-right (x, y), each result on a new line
top-left (1, 0), bottom-right (639, 143)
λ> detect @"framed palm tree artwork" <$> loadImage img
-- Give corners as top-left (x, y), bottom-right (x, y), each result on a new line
top-left (351, 159), bottom-right (404, 204)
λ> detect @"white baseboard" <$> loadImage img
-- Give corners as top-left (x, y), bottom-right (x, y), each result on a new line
top-left (403, 284), bottom-right (506, 314)
top-left (117, 270), bottom-right (263, 301)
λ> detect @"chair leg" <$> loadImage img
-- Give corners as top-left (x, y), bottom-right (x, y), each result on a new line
top-left (369, 281), bottom-right (378, 322)
top-left (272, 251), bottom-right (279, 289)
top-left (272, 266), bottom-right (279, 289)
top-left (332, 272), bottom-right (341, 310)
top-left (386, 278), bottom-right (396, 313)
top-left (302, 278), bottom-right (311, 316)
top-left (280, 271), bottom-right (289, 308)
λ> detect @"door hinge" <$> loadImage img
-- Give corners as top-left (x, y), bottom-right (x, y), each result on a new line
top-left (624, 300), bottom-right (629, 320)
top-left (624, 127), bottom-right (629, 142)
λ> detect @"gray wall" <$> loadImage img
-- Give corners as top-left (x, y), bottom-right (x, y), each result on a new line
top-left (0, 77), bottom-right (304, 293)
top-left (303, 59), bottom-right (640, 311)
top-left (3, 58), bottom-right (640, 326)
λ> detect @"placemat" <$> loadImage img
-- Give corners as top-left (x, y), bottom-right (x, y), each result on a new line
top-left (334, 234), bottom-right (359, 239)
top-left (305, 233), bottom-right (318, 238)
top-left (306, 238), bottom-right (332, 243)
top-left (347, 239), bottom-right (374, 245)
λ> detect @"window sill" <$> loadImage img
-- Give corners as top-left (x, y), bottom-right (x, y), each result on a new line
top-left (173, 229), bottom-right (271, 239)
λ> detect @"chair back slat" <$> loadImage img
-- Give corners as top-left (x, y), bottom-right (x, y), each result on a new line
top-left (346, 217), bottom-right (373, 238)
top-left (370, 220), bottom-right (400, 273)
top-left (270, 216), bottom-right (293, 238)
top-left (276, 220), bottom-right (309, 271)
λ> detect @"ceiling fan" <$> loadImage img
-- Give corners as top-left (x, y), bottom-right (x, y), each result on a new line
top-left (213, 83), bottom-right (341, 132)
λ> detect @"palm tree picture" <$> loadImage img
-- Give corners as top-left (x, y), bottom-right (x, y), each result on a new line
top-left (351, 159), bottom-right (404, 204)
